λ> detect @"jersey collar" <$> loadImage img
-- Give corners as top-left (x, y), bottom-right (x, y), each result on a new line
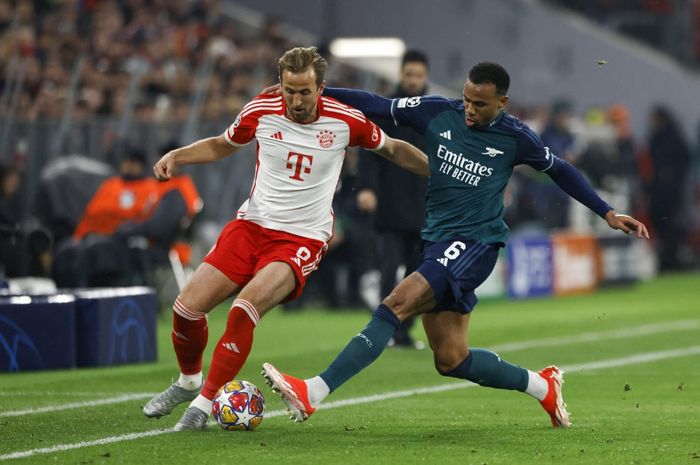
top-left (487, 109), bottom-right (505, 128)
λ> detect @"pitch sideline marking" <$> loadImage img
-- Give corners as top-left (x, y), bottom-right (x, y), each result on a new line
top-left (1, 318), bottom-right (698, 418)
top-left (0, 391), bottom-right (159, 398)
top-left (0, 393), bottom-right (159, 418)
top-left (1, 345), bottom-right (699, 461)
top-left (489, 319), bottom-right (700, 352)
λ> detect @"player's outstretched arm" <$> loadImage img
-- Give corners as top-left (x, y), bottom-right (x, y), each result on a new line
top-left (322, 87), bottom-right (393, 118)
top-left (604, 210), bottom-right (649, 239)
top-left (372, 137), bottom-right (429, 177)
top-left (154, 135), bottom-right (238, 181)
top-left (544, 156), bottom-right (649, 239)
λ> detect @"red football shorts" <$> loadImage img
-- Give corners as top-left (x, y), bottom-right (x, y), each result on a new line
top-left (203, 219), bottom-right (328, 302)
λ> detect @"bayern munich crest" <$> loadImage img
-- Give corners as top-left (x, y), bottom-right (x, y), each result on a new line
top-left (317, 130), bottom-right (336, 148)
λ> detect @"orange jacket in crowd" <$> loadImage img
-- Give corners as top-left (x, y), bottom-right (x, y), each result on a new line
top-left (73, 177), bottom-right (159, 240)
top-left (73, 175), bottom-right (201, 241)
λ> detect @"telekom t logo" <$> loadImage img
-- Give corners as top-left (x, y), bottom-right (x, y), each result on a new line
top-left (286, 152), bottom-right (313, 181)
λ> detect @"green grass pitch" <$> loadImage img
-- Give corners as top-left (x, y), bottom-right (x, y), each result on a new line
top-left (1, 273), bottom-right (699, 465)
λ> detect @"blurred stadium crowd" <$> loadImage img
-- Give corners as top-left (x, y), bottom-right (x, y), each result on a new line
top-left (0, 0), bottom-right (294, 121)
top-left (1, 0), bottom-right (698, 307)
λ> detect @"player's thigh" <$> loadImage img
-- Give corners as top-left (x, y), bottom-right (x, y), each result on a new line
top-left (177, 262), bottom-right (241, 314)
top-left (236, 261), bottom-right (297, 316)
top-left (383, 271), bottom-right (437, 320)
top-left (422, 311), bottom-right (470, 372)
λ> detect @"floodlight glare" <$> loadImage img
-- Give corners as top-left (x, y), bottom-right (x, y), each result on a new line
top-left (329, 38), bottom-right (406, 58)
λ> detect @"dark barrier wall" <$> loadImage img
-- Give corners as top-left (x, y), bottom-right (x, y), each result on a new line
top-left (0, 296), bottom-right (77, 372)
top-left (0, 288), bottom-right (157, 372)
top-left (74, 288), bottom-right (158, 367)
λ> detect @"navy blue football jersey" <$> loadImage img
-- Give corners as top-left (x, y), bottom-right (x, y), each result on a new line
top-left (390, 95), bottom-right (554, 244)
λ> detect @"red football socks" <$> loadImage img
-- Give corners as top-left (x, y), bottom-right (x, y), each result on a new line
top-left (201, 299), bottom-right (259, 399)
top-left (172, 298), bottom-right (209, 375)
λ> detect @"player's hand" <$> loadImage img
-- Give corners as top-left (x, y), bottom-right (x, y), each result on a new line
top-left (261, 83), bottom-right (281, 95)
top-left (605, 210), bottom-right (650, 239)
top-left (153, 152), bottom-right (176, 181)
top-left (356, 189), bottom-right (377, 213)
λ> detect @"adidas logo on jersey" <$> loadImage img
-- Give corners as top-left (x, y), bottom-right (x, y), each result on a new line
top-left (439, 130), bottom-right (452, 140)
top-left (270, 131), bottom-right (283, 140)
top-left (437, 257), bottom-right (449, 266)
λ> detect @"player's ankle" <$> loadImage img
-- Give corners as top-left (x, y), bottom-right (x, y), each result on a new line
top-left (177, 372), bottom-right (203, 390)
top-left (524, 370), bottom-right (548, 401)
top-left (190, 394), bottom-right (213, 414)
top-left (305, 376), bottom-right (330, 407)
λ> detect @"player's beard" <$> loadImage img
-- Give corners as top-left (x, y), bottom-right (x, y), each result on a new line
top-left (288, 104), bottom-right (316, 123)
top-left (290, 110), bottom-right (308, 122)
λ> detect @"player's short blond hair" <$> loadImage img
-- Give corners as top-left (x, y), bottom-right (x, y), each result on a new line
top-left (278, 46), bottom-right (327, 87)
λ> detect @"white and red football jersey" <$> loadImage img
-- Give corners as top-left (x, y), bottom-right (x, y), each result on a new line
top-left (223, 93), bottom-right (386, 242)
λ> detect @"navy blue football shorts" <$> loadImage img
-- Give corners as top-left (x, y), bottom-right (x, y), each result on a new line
top-left (416, 238), bottom-right (500, 314)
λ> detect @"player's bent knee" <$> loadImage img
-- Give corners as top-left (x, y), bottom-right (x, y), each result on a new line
top-left (434, 349), bottom-right (469, 376)
top-left (381, 292), bottom-right (400, 310)
top-left (381, 295), bottom-right (414, 322)
top-left (174, 292), bottom-right (190, 309)
top-left (382, 301), bottom-right (413, 322)
top-left (435, 360), bottom-right (460, 376)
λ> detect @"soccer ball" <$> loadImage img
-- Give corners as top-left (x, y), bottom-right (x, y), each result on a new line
top-left (212, 380), bottom-right (265, 431)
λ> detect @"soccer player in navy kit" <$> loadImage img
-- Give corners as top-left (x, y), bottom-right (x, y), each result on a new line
top-left (263, 62), bottom-right (649, 428)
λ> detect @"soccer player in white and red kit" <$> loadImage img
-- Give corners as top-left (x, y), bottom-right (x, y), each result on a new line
top-left (142, 47), bottom-right (429, 430)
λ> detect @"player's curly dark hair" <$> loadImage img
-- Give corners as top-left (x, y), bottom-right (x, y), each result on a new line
top-left (468, 62), bottom-right (510, 96)
top-left (278, 46), bottom-right (327, 87)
